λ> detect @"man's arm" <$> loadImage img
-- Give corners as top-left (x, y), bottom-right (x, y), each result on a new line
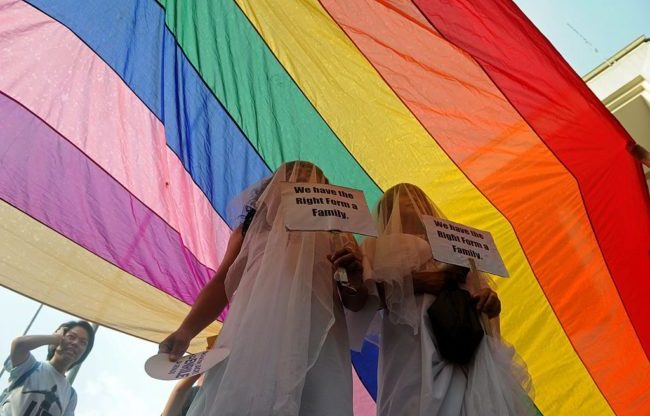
top-left (161, 374), bottom-right (201, 416)
top-left (10, 334), bottom-right (62, 367)
top-left (159, 227), bottom-right (245, 361)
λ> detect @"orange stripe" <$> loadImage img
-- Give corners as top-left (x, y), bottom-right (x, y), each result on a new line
top-left (321, 0), bottom-right (649, 413)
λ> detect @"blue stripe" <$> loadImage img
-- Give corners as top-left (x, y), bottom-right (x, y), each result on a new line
top-left (351, 340), bottom-right (379, 400)
top-left (26, 0), bottom-right (271, 227)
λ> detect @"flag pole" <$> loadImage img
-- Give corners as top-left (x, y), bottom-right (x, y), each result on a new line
top-left (0, 303), bottom-right (44, 379)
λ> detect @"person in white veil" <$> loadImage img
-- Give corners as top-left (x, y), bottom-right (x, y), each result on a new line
top-left (363, 183), bottom-right (535, 416)
top-left (159, 161), bottom-right (368, 416)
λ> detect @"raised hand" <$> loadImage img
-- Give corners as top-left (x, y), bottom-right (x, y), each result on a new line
top-left (159, 328), bottom-right (193, 362)
top-left (472, 287), bottom-right (501, 318)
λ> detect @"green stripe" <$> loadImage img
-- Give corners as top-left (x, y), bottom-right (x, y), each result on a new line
top-left (158, 0), bottom-right (381, 205)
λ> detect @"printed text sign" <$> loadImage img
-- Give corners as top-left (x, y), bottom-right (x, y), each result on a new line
top-left (281, 182), bottom-right (377, 236)
top-left (422, 216), bottom-right (508, 277)
top-left (145, 347), bottom-right (230, 380)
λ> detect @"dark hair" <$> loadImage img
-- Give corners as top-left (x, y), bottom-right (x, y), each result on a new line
top-left (239, 176), bottom-right (272, 236)
top-left (241, 205), bottom-right (256, 235)
top-left (47, 320), bottom-right (96, 369)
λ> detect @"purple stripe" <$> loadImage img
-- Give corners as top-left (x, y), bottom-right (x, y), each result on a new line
top-left (0, 92), bottom-right (213, 304)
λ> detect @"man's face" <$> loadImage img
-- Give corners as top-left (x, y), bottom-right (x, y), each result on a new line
top-left (397, 191), bottom-right (428, 235)
top-left (55, 326), bottom-right (89, 365)
top-left (398, 192), bottom-right (417, 217)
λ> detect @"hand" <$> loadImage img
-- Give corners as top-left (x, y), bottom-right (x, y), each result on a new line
top-left (472, 288), bottom-right (501, 318)
top-left (159, 328), bottom-right (193, 362)
top-left (51, 332), bottom-right (64, 346)
top-left (53, 326), bottom-right (67, 342)
top-left (330, 247), bottom-right (368, 311)
top-left (50, 329), bottom-right (65, 349)
top-left (328, 247), bottom-right (363, 285)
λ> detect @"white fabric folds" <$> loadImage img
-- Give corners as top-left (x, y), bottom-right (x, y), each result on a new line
top-left (188, 162), bottom-right (353, 416)
top-left (363, 183), bottom-right (535, 416)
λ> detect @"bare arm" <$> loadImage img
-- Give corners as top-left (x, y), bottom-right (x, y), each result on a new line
top-left (160, 374), bottom-right (201, 416)
top-left (11, 334), bottom-right (62, 367)
top-left (159, 227), bottom-right (245, 360)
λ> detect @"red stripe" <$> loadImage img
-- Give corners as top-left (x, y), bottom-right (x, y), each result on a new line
top-left (413, 0), bottom-right (650, 358)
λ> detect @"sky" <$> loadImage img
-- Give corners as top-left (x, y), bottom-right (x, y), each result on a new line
top-left (1, 1), bottom-right (649, 415)
top-left (515, 0), bottom-right (650, 75)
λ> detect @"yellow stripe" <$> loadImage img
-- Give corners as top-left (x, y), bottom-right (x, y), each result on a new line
top-left (0, 200), bottom-right (219, 352)
top-left (235, 1), bottom-right (610, 413)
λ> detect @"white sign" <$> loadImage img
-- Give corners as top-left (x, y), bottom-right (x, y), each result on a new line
top-left (281, 182), bottom-right (377, 237)
top-left (422, 216), bottom-right (509, 277)
top-left (145, 347), bottom-right (230, 380)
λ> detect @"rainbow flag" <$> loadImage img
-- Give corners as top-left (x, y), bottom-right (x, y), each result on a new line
top-left (0, 0), bottom-right (648, 414)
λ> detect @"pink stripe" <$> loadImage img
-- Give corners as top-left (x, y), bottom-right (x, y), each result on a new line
top-left (0, 0), bottom-right (229, 270)
top-left (1, 91), bottom-right (213, 303)
top-left (352, 367), bottom-right (376, 415)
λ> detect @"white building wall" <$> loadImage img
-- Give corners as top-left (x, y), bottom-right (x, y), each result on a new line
top-left (584, 37), bottom-right (650, 186)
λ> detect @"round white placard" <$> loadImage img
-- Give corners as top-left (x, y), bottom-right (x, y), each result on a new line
top-left (145, 347), bottom-right (229, 380)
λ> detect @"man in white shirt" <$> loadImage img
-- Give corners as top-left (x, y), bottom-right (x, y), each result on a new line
top-left (1, 320), bottom-right (95, 416)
